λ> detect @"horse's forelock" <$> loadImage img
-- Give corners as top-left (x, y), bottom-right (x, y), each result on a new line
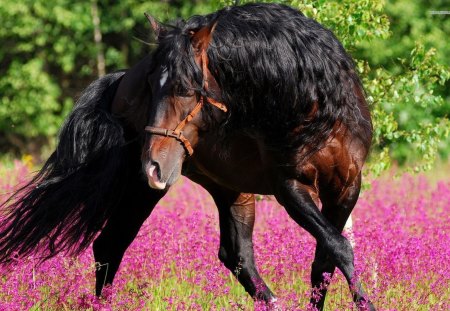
top-left (153, 27), bottom-right (201, 93)
top-left (151, 14), bottom-right (223, 100)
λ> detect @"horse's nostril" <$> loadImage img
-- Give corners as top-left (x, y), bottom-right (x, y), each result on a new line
top-left (148, 162), bottom-right (161, 180)
top-left (147, 161), bottom-right (167, 190)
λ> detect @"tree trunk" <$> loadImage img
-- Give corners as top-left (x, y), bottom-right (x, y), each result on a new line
top-left (91, 0), bottom-right (105, 77)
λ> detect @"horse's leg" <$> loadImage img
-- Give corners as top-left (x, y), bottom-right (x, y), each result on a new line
top-left (310, 173), bottom-right (372, 310)
top-left (93, 175), bottom-right (165, 296)
top-left (187, 173), bottom-right (276, 303)
top-left (275, 177), bottom-right (375, 311)
top-left (217, 192), bottom-right (276, 303)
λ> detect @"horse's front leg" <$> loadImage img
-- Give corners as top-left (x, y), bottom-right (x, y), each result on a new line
top-left (216, 192), bottom-right (276, 303)
top-left (188, 173), bottom-right (276, 304)
top-left (93, 167), bottom-right (166, 296)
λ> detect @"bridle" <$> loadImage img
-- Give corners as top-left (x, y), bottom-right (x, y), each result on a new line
top-left (144, 96), bottom-right (226, 156)
top-left (144, 47), bottom-right (227, 156)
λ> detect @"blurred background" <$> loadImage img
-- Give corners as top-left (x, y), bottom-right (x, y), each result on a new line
top-left (0, 0), bottom-right (448, 176)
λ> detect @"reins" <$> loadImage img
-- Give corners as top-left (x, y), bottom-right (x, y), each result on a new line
top-left (144, 49), bottom-right (227, 156)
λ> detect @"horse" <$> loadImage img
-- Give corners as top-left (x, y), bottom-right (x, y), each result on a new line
top-left (143, 3), bottom-right (374, 311)
top-left (0, 2), bottom-right (375, 310)
top-left (0, 57), bottom-right (272, 303)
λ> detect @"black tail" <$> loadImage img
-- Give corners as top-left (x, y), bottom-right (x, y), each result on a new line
top-left (0, 71), bottom-right (127, 264)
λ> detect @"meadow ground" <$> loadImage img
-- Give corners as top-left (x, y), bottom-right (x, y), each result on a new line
top-left (0, 161), bottom-right (449, 310)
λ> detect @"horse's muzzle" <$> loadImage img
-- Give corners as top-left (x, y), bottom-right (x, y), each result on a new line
top-left (146, 162), bottom-right (167, 190)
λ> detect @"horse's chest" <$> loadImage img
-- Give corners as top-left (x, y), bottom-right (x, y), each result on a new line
top-left (190, 135), bottom-right (274, 194)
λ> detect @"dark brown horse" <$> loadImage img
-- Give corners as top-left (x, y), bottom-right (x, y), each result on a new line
top-left (143, 3), bottom-right (374, 310)
top-left (0, 3), bottom-right (374, 310)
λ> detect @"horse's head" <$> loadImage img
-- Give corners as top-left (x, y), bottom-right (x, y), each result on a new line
top-left (142, 15), bottom-right (226, 190)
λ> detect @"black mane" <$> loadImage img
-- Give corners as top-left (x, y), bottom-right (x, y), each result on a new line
top-left (152, 3), bottom-right (372, 158)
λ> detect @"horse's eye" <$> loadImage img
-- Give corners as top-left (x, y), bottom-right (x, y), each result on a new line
top-left (147, 75), bottom-right (153, 87)
top-left (147, 71), bottom-right (157, 88)
top-left (174, 85), bottom-right (194, 97)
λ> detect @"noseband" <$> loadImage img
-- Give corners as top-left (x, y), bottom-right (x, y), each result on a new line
top-left (145, 48), bottom-right (227, 156)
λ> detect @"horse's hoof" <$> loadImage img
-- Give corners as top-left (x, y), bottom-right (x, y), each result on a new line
top-left (267, 297), bottom-right (281, 310)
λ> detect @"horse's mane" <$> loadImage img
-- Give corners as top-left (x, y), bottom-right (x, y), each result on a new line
top-left (153, 3), bottom-right (372, 158)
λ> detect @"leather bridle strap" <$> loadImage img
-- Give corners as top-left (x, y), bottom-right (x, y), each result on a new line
top-left (144, 126), bottom-right (195, 156)
top-left (145, 95), bottom-right (227, 156)
top-left (145, 98), bottom-right (203, 156)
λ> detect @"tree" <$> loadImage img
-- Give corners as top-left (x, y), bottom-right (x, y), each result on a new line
top-left (355, 0), bottom-right (450, 164)
top-left (0, 0), bottom-right (214, 157)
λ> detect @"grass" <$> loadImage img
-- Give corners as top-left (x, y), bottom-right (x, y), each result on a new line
top-left (0, 161), bottom-right (449, 310)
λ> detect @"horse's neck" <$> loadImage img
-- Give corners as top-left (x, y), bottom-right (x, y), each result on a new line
top-left (111, 56), bottom-right (153, 134)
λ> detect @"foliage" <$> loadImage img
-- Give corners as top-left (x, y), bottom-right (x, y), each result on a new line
top-left (1, 0), bottom-right (449, 175)
top-left (365, 44), bottom-right (449, 173)
top-left (1, 168), bottom-right (449, 309)
top-left (357, 0), bottom-right (450, 70)
top-left (355, 0), bottom-right (450, 165)
top-left (0, 59), bottom-right (66, 139)
top-left (0, 0), bottom-right (214, 156)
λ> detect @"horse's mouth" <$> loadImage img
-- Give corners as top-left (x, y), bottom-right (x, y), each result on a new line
top-left (147, 164), bottom-right (167, 190)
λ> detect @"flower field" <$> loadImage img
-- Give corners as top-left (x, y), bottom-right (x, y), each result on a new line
top-left (0, 161), bottom-right (449, 310)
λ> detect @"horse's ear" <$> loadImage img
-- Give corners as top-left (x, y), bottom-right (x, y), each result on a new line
top-left (190, 20), bottom-right (218, 53)
top-left (144, 13), bottom-right (166, 39)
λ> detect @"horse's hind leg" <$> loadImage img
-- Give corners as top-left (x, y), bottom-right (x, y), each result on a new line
top-left (275, 176), bottom-right (375, 311)
top-left (310, 173), bottom-right (373, 310)
top-left (93, 173), bottom-right (165, 296)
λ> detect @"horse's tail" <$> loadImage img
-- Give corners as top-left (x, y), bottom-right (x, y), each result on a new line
top-left (0, 71), bottom-right (127, 264)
